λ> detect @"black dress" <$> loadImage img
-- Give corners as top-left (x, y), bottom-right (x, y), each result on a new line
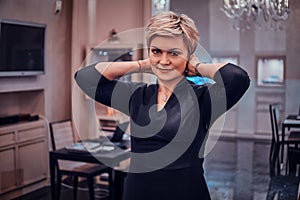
top-left (75, 63), bottom-right (250, 200)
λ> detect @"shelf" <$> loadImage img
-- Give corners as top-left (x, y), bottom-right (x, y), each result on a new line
top-left (0, 87), bottom-right (44, 94)
top-left (0, 90), bottom-right (45, 117)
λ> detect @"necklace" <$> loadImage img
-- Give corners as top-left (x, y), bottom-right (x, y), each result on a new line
top-left (159, 88), bottom-right (172, 102)
top-left (162, 94), bottom-right (168, 102)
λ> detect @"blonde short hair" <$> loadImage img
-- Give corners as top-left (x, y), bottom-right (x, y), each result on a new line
top-left (146, 11), bottom-right (199, 57)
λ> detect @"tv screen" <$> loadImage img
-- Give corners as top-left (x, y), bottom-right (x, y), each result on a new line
top-left (0, 19), bottom-right (46, 77)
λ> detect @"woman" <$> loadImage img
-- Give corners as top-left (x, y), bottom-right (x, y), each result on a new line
top-left (75, 11), bottom-right (250, 200)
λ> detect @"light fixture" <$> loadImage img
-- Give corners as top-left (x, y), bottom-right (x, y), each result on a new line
top-left (54, 0), bottom-right (62, 14)
top-left (220, 0), bottom-right (290, 31)
top-left (152, 0), bottom-right (170, 15)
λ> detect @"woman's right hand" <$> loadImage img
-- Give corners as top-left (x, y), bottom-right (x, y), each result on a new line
top-left (139, 58), bottom-right (152, 73)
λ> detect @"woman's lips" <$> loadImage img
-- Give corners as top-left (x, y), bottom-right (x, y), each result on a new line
top-left (155, 65), bottom-right (174, 71)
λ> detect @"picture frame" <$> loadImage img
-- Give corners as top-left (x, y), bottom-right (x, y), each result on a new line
top-left (256, 56), bottom-right (285, 87)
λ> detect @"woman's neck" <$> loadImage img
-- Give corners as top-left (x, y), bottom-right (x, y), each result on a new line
top-left (157, 76), bottom-right (184, 93)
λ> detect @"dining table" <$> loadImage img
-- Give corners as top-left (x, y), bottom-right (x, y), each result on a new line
top-left (281, 115), bottom-right (300, 165)
top-left (49, 139), bottom-right (130, 200)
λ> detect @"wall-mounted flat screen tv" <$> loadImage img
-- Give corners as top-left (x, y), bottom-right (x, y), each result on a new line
top-left (0, 19), bottom-right (46, 77)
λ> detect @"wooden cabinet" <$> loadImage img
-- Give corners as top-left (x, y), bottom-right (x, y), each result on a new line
top-left (0, 120), bottom-right (47, 199)
top-left (0, 147), bottom-right (16, 193)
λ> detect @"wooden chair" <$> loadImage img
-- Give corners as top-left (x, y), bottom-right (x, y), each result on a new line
top-left (269, 103), bottom-right (281, 175)
top-left (269, 104), bottom-right (300, 175)
top-left (272, 105), bottom-right (300, 147)
top-left (50, 120), bottom-right (112, 200)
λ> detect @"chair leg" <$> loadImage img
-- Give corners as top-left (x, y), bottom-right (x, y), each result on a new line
top-left (57, 173), bottom-right (62, 200)
top-left (286, 145), bottom-right (292, 175)
top-left (269, 141), bottom-right (275, 175)
top-left (108, 169), bottom-right (113, 200)
top-left (269, 140), bottom-right (275, 162)
top-left (270, 143), bottom-right (280, 175)
top-left (73, 176), bottom-right (78, 200)
top-left (275, 145), bottom-right (281, 174)
top-left (87, 177), bottom-right (95, 200)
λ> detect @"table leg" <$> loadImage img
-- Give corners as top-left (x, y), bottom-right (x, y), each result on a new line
top-left (49, 152), bottom-right (56, 200)
top-left (113, 170), bottom-right (126, 200)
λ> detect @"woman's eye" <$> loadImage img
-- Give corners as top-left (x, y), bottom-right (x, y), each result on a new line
top-left (169, 50), bottom-right (182, 56)
top-left (151, 49), bottom-right (161, 55)
top-left (169, 51), bottom-right (179, 56)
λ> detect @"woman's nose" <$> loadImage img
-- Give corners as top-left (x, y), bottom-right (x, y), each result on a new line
top-left (159, 53), bottom-right (170, 65)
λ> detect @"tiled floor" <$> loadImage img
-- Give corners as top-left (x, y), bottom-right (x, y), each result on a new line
top-left (204, 137), bottom-right (299, 200)
top-left (13, 137), bottom-right (300, 200)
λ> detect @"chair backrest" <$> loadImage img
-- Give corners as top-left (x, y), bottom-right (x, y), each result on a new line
top-left (50, 120), bottom-right (74, 150)
top-left (269, 103), bottom-right (281, 143)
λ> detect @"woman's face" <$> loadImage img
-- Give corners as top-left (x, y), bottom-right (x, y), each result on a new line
top-left (149, 36), bottom-right (189, 84)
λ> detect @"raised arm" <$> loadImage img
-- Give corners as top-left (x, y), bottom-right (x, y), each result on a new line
top-left (186, 54), bottom-right (225, 79)
top-left (95, 59), bottom-right (151, 80)
top-left (199, 62), bottom-right (250, 129)
top-left (186, 54), bottom-right (250, 110)
top-left (75, 62), bottom-right (149, 115)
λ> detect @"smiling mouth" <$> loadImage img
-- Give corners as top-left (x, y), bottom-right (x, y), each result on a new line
top-left (155, 66), bottom-right (174, 71)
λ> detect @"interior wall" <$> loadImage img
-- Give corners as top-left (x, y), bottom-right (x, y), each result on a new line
top-left (2, 0), bottom-right (298, 138)
top-left (209, 0), bottom-right (239, 53)
top-left (0, 0), bottom-right (73, 122)
top-left (71, 0), bottom-right (149, 140)
top-left (94, 0), bottom-right (144, 44)
top-left (71, 0), bottom-right (90, 140)
top-left (171, 0), bottom-right (210, 50)
top-left (285, 0), bottom-right (300, 115)
top-left (171, 0), bottom-right (300, 137)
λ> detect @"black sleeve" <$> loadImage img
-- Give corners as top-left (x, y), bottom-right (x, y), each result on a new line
top-left (74, 64), bottom-right (145, 115)
top-left (214, 63), bottom-right (250, 110)
top-left (202, 63), bottom-right (250, 128)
